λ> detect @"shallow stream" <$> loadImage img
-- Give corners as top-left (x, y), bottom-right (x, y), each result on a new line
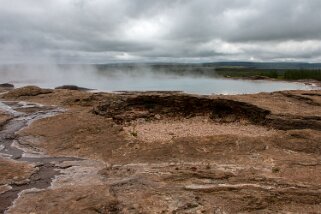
top-left (0, 101), bottom-right (81, 213)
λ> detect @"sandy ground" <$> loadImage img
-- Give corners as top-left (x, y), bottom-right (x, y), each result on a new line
top-left (124, 117), bottom-right (277, 143)
top-left (1, 86), bottom-right (321, 213)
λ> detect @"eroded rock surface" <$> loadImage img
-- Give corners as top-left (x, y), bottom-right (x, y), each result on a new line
top-left (2, 86), bottom-right (52, 99)
top-left (0, 112), bottom-right (13, 130)
top-left (1, 88), bottom-right (321, 213)
top-left (93, 94), bottom-right (270, 124)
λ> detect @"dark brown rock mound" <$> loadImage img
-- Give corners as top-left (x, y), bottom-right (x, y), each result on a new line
top-left (93, 94), bottom-right (270, 124)
top-left (0, 83), bottom-right (14, 88)
top-left (55, 85), bottom-right (92, 91)
top-left (2, 86), bottom-right (53, 98)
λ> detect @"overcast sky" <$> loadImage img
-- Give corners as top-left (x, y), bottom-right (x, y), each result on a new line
top-left (1, 0), bottom-right (321, 63)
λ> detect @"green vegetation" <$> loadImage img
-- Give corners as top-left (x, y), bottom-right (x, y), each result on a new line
top-left (272, 167), bottom-right (280, 173)
top-left (94, 63), bottom-right (321, 81)
top-left (130, 131), bottom-right (138, 137)
top-left (283, 70), bottom-right (321, 81)
top-left (216, 68), bottom-right (279, 78)
top-left (216, 67), bottom-right (321, 81)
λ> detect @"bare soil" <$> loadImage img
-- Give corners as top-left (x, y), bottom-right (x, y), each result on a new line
top-left (1, 87), bottom-right (321, 213)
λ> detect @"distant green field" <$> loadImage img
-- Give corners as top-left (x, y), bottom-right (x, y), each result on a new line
top-left (215, 67), bottom-right (321, 81)
top-left (94, 64), bottom-right (321, 81)
top-left (283, 70), bottom-right (321, 81)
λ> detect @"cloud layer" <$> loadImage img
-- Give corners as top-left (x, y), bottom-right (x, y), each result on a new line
top-left (1, 0), bottom-right (321, 63)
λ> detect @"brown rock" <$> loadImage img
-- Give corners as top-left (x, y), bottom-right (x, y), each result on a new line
top-left (0, 83), bottom-right (14, 88)
top-left (2, 86), bottom-right (52, 99)
top-left (55, 85), bottom-right (92, 91)
top-left (0, 157), bottom-right (34, 185)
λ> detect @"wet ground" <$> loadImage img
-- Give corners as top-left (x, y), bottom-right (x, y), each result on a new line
top-left (0, 101), bottom-right (82, 213)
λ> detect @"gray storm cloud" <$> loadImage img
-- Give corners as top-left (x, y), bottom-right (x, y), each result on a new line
top-left (0, 0), bottom-right (321, 63)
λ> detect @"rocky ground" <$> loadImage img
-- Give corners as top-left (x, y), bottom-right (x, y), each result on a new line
top-left (0, 86), bottom-right (321, 213)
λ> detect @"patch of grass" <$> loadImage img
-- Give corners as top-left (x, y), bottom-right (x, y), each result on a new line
top-left (283, 70), bottom-right (321, 81)
top-left (216, 67), bottom-right (321, 81)
top-left (272, 167), bottom-right (280, 173)
top-left (130, 131), bottom-right (138, 137)
top-left (216, 68), bottom-right (280, 79)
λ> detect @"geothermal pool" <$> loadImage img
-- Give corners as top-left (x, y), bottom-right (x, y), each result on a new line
top-left (0, 66), bottom-right (317, 95)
